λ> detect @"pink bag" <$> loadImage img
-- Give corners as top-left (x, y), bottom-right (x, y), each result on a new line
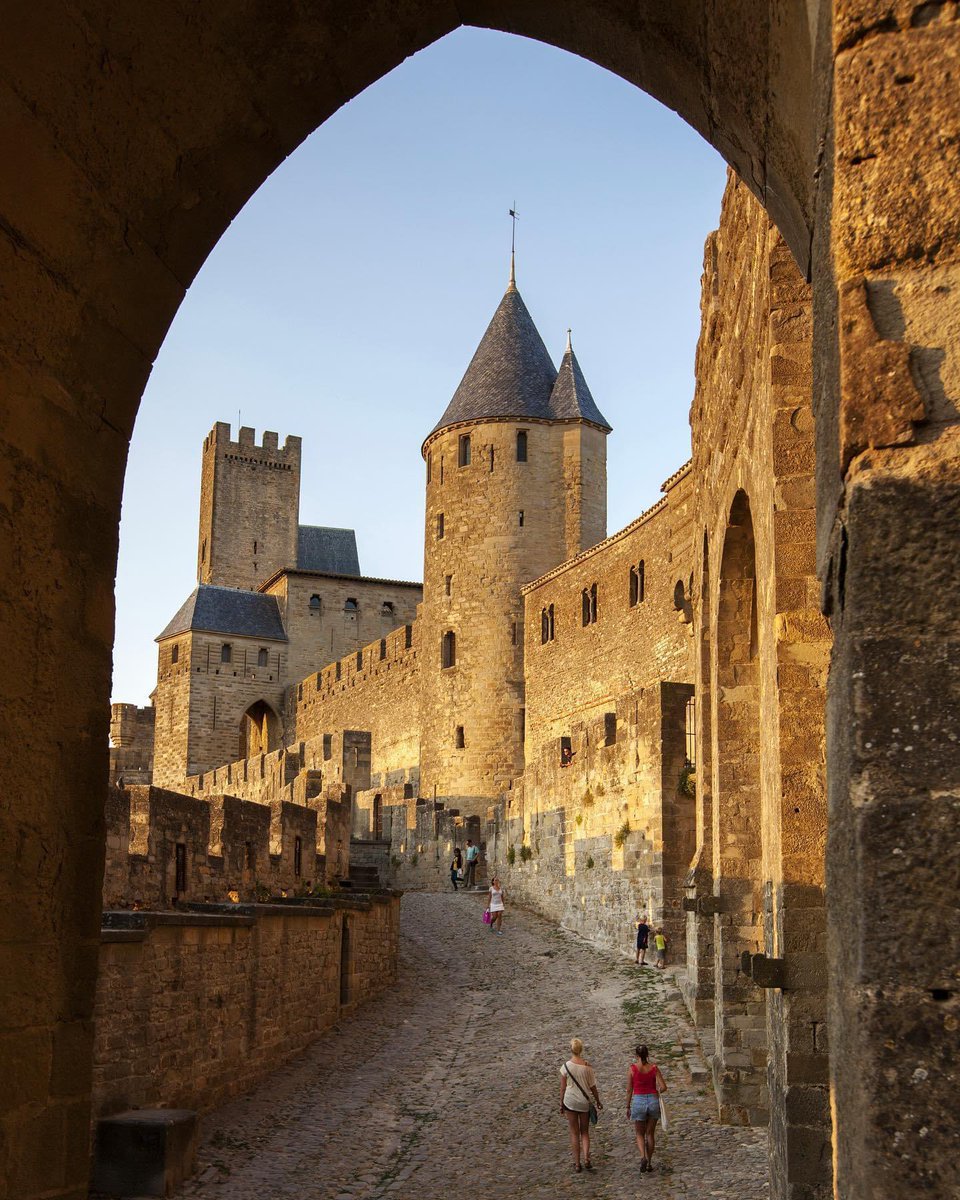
top-left (482, 910), bottom-right (492, 925)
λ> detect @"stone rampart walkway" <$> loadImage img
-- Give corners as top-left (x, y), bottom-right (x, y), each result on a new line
top-left (175, 893), bottom-right (767, 1199)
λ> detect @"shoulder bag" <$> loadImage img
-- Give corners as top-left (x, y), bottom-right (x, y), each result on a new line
top-left (564, 1060), bottom-right (599, 1125)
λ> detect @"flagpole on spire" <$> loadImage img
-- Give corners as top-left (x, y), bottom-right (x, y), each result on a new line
top-left (566, 328), bottom-right (572, 352)
top-left (508, 204), bottom-right (519, 291)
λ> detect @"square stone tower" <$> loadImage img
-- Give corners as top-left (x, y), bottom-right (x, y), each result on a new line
top-left (197, 422), bottom-right (302, 590)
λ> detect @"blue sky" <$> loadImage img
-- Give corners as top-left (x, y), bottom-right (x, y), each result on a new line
top-left (112, 28), bottom-right (727, 704)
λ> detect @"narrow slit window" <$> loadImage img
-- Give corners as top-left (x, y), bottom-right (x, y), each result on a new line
top-left (441, 630), bottom-right (456, 669)
top-left (516, 430), bottom-right (528, 462)
top-left (379, 638), bottom-right (387, 661)
top-left (445, 574), bottom-right (452, 597)
top-left (455, 725), bottom-right (465, 749)
top-left (518, 510), bottom-right (524, 527)
top-left (171, 643), bottom-right (179, 664)
top-left (489, 445), bottom-right (495, 472)
top-left (437, 512), bottom-right (444, 540)
top-left (294, 835), bottom-right (302, 878)
top-left (356, 649), bottom-right (363, 669)
top-left (685, 695), bottom-right (696, 768)
top-left (458, 434), bottom-right (471, 466)
top-left (257, 647), bottom-right (268, 667)
top-left (175, 843), bottom-right (187, 894)
top-left (426, 451), bottom-right (432, 483)
top-left (221, 643), bottom-right (232, 663)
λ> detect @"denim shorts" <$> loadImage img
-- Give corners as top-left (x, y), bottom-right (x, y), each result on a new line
top-left (630, 1094), bottom-right (660, 1121)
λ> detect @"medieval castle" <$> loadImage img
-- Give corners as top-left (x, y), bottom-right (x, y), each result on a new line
top-left (113, 252), bottom-right (698, 937)
top-left (103, 176), bottom-right (839, 1191)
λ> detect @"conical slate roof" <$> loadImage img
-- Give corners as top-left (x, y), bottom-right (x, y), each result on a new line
top-left (427, 276), bottom-right (611, 441)
top-left (428, 284), bottom-right (558, 438)
top-left (550, 338), bottom-right (611, 430)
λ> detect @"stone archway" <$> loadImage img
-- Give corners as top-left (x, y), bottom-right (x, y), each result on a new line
top-left (2, 6), bottom-right (959, 1199)
top-left (712, 490), bottom-right (769, 1126)
top-left (239, 700), bottom-right (282, 760)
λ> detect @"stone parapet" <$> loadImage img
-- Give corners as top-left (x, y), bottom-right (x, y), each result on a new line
top-left (92, 894), bottom-right (400, 1121)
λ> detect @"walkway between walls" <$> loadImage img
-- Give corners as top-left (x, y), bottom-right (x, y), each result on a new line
top-left (171, 893), bottom-right (768, 1200)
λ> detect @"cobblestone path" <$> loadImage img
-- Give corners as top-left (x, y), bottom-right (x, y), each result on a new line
top-left (176, 893), bottom-right (768, 1200)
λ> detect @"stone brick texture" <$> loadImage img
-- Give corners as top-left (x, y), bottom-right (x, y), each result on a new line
top-left (419, 419), bottom-right (606, 811)
top-left (3, 6), bottom-right (959, 1199)
top-left (198, 423), bottom-right (302, 591)
top-left (92, 896), bottom-right (399, 1122)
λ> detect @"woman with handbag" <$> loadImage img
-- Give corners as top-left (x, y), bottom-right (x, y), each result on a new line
top-left (626, 1043), bottom-right (666, 1172)
top-left (559, 1037), bottom-right (603, 1172)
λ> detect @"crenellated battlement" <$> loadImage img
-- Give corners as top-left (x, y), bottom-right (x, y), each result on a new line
top-left (203, 420), bottom-right (302, 463)
top-left (296, 621), bottom-right (418, 710)
top-left (103, 783), bottom-right (352, 908)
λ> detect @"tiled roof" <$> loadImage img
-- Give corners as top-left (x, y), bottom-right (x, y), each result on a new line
top-left (549, 343), bottom-right (611, 431)
top-left (297, 525), bottom-right (360, 575)
top-left (157, 586), bottom-right (288, 642)
top-left (428, 285), bottom-right (558, 438)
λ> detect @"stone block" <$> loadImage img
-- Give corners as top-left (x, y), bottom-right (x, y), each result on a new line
top-left (92, 1108), bottom-right (198, 1196)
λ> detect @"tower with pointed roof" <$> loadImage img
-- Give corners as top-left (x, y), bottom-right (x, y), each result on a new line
top-left (419, 262), bottom-right (611, 813)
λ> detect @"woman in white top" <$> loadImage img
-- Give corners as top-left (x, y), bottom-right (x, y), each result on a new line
top-left (559, 1037), bottom-right (603, 1172)
top-left (487, 875), bottom-right (505, 933)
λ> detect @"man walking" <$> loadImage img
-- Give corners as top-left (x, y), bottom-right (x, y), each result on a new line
top-left (464, 838), bottom-right (480, 888)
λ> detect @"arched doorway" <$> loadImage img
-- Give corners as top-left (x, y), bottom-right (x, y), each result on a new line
top-left (239, 700), bottom-right (281, 760)
top-left (2, 7), bottom-right (957, 1199)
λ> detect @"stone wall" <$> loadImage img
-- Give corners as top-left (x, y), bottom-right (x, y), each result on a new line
top-left (686, 174), bottom-right (832, 1191)
top-left (103, 784), bottom-right (352, 905)
top-left (293, 622), bottom-right (421, 784)
top-left (265, 571), bottom-right (421, 697)
top-left (92, 895), bottom-right (399, 1120)
top-left (521, 467), bottom-right (694, 760)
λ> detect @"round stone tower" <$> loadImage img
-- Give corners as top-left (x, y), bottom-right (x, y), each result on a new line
top-left (419, 260), bottom-right (611, 814)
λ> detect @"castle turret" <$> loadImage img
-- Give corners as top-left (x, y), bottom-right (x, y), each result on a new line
top-left (419, 263), bottom-right (610, 813)
top-left (198, 422), bottom-right (302, 590)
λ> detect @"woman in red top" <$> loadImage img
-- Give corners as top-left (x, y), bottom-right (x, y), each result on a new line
top-left (626, 1044), bottom-right (666, 1172)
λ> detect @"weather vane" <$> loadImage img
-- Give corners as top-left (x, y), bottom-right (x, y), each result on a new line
top-left (509, 204), bottom-right (519, 255)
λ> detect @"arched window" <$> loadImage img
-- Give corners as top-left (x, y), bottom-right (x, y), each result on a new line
top-left (221, 643), bottom-right (232, 663)
top-left (381, 601), bottom-right (394, 617)
top-left (441, 630), bottom-right (456, 669)
top-left (257, 648), bottom-right (268, 668)
top-left (171, 643), bottom-right (179, 664)
top-left (458, 434), bottom-right (471, 466)
top-left (516, 430), bottom-right (528, 462)
top-left (673, 579), bottom-right (686, 611)
top-left (309, 594), bottom-right (321, 615)
top-left (344, 597), bottom-right (358, 613)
